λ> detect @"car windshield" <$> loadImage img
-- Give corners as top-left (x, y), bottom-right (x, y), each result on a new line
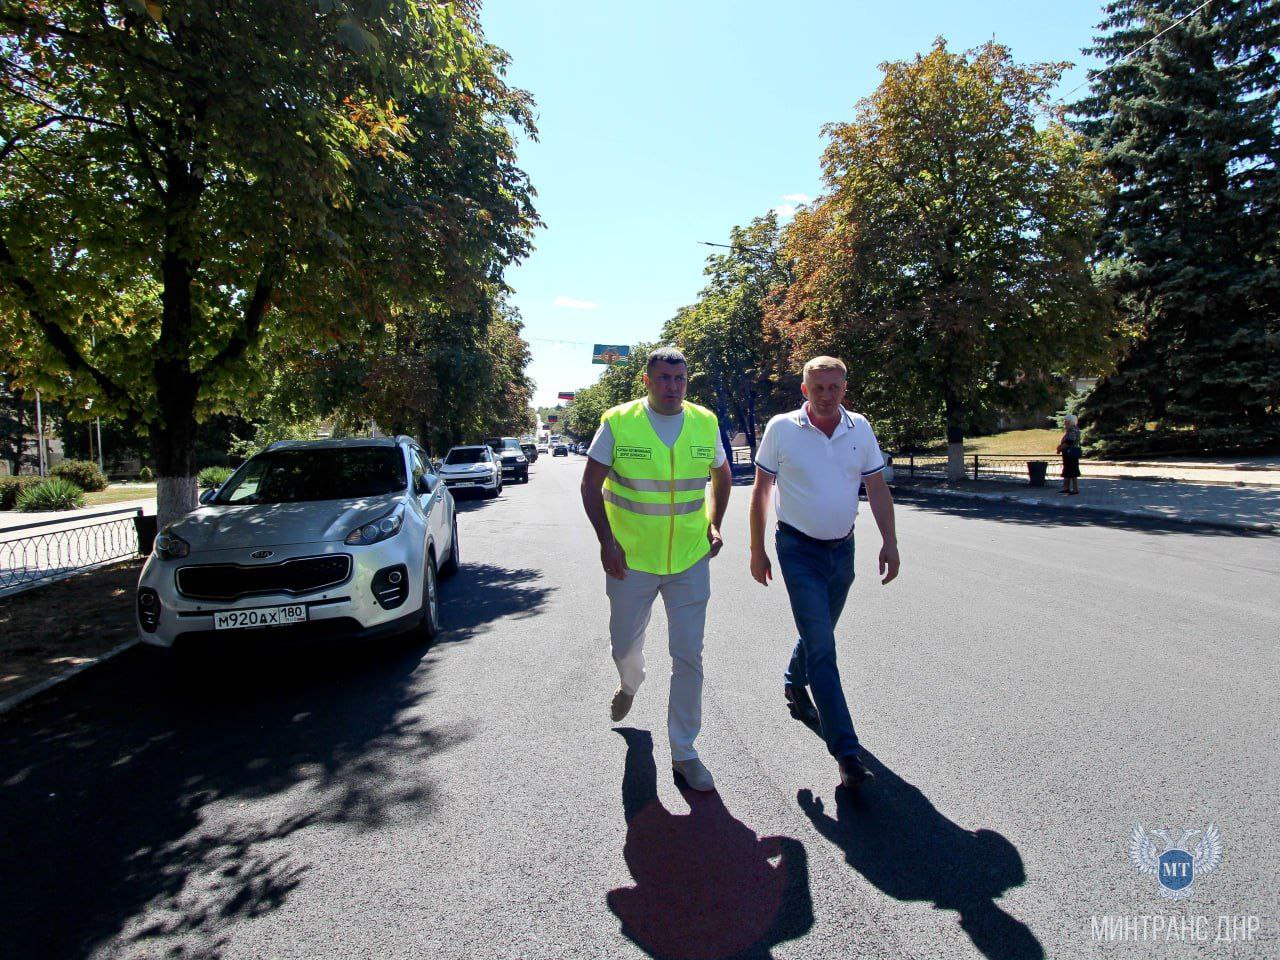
top-left (215, 447), bottom-right (406, 504)
top-left (446, 448), bottom-right (488, 464)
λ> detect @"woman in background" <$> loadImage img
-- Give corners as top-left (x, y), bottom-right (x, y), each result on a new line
top-left (1057, 414), bottom-right (1082, 495)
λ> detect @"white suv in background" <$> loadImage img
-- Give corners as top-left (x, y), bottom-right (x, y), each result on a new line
top-left (439, 445), bottom-right (502, 497)
top-left (136, 436), bottom-right (458, 650)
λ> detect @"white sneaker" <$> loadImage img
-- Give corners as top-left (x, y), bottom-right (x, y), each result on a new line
top-left (672, 757), bottom-right (716, 792)
top-left (610, 687), bottom-right (634, 722)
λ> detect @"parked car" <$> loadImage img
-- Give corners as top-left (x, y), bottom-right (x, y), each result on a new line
top-left (520, 441), bottom-right (539, 464)
top-left (135, 436), bottom-right (458, 650)
top-left (483, 436), bottom-right (530, 483)
top-left (439, 445), bottom-right (502, 498)
top-left (552, 444), bottom-right (568, 457)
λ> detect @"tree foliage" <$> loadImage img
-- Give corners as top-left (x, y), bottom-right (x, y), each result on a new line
top-left (766, 40), bottom-right (1114, 471)
top-left (662, 216), bottom-right (791, 455)
top-left (0, 0), bottom-right (537, 523)
top-left (1073, 0), bottom-right (1280, 454)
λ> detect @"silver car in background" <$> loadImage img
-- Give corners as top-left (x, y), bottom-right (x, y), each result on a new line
top-left (136, 436), bottom-right (458, 649)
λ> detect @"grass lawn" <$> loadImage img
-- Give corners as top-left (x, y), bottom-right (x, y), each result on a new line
top-left (924, 428), bottom-right (1065, 456)
top-left (84, 484), bottom-right (157, 507)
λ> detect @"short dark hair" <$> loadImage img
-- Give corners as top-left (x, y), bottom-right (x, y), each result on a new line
top-left (646, 346), bottom-right (687, 372)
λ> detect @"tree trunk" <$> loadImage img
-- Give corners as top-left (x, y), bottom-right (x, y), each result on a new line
top-left (944, 397), bottom-right (966, 482)
top-left (150, 407), bottom-right (199, 531)
top-left (152, 232), bottom-right (201, 530)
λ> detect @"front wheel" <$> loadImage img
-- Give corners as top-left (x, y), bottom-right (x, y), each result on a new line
top-left (440, 516), bottom-right (460, 577)
top-left (418, 557), bottom-right (439, 640)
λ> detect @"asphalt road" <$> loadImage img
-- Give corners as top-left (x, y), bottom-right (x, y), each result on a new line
top-left (1, 453), bottom-right (1277, 960)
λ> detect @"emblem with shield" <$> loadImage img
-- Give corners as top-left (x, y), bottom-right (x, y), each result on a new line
top-left (1129, 824), bottom-right (1222, 899)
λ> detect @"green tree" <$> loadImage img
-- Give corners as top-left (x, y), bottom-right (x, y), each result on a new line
top-left (1073, 0), bottom-right (1280, 454)
top-left (768, 40), bottom-right (1114, 476)
top-left (663, 215), bottom-right (791, 458)
top-left (0, 1), bottom-right (537, 526)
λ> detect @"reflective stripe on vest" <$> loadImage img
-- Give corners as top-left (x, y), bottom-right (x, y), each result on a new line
top-left (602, 398), bottom-right (719, 576)
top-left (603, 487), bottom-right (707, 516)
top-left (607, 470), bottom-right (709, 493)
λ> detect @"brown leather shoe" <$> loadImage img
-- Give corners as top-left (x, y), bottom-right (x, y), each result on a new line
top-left (610, 687), bottom-right (634, 722)
top-left (838, 753), bottom-right (873, 789)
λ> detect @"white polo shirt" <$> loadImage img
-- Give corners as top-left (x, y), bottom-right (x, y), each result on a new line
top-left (754, 405), bottom-right (885, 540)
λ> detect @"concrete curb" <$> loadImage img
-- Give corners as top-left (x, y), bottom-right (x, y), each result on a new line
top-left (894, 484), bottom-right (1278, 534)
top-left (0, 639), bottom-right (139, 718)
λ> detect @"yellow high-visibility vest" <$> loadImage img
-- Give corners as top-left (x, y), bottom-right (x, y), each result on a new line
top-left (603, 398), bottom-right (719, 575)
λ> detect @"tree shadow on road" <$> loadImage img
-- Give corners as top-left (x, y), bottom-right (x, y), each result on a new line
top-left (797, 752), bottom-right (1044, 960)
top-left (893, 485), bottom-right (1272, 538)
top-left (607, 728), bottom-right (813, 960)
top-left (0, 561), bottom-right (551, 959)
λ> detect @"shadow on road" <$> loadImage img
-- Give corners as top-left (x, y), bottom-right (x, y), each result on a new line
top-left (437, 560), bottom-right (553, 640)
top-left (0, 562), bottom-right (550, 959)
top-left (893, 486), bottom-right (1266, 538)
top-left (797, 752), bottom-right (1044, 960)
top-left (607, 728), bottom-right (812, 960)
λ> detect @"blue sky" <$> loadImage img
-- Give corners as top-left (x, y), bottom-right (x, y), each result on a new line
top-left (479, 0), bottom-right (1107, 408)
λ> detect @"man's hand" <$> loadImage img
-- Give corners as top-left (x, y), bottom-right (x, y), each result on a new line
top-left (707, 524), bottom-right (724, 558)
top-left (878, 541), bottom-right (900, 585)
top-left (750, 547), bottom-right (773, 586)
top-left (601, 538), bottom-right (627, 580)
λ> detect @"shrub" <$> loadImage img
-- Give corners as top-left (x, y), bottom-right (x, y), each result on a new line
top-left (0, 476), bottom-right (43, 510)
top-left (51, 459), bottom-right (108, 492)
top-left (197, 465), bottom-right (234, 488)
top-left (138, 465), bottom-right (155, 483)
top-left (15, 477), bottom-right (86, 512)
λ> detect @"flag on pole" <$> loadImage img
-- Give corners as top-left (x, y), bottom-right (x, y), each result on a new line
top-left (557, 391), bottom-right (576, 401)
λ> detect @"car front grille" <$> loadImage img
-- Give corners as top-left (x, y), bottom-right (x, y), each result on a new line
top-left (176, 555), bottom-right (352, 602)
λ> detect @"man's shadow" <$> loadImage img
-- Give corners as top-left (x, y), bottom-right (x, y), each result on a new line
top-left (798, 752), bottom-right (1044, 960)
top-left (607, 728), bottom-right (813, 960)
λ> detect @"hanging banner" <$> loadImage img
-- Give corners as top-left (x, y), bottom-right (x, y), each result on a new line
top-left (557, 391), bottom-right (576, 401)
top-left (592, 344), bottom-right (630, 365)
top-left (547, 415), bottom-right (559, 423)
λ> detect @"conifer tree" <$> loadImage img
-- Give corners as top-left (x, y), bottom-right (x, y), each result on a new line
top-left (1075, 0), bottom-right (1280, 453)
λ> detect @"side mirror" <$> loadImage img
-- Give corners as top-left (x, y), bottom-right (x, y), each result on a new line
top-left (415, 474), bottom-right (435, 495)
top-left (198, 488), bottom-right (216, 505)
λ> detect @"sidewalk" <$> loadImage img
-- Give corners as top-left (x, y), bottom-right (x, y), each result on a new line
top-left (893, 474), bottom-right (1280, 533)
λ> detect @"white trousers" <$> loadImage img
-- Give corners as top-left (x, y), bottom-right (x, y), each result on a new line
top-left (605, 556), bottom-right (711, 762)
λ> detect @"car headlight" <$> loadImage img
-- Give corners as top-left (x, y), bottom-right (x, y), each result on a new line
top-left (345, 507), bottom-right (404, 546)
top-left (154, 529), bottom-right (190, 560)
top-left (515, 455), bottom-right (527, 463)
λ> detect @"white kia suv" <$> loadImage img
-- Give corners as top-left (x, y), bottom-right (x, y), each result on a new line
top-left (136, 436), bottom-right (458, 649)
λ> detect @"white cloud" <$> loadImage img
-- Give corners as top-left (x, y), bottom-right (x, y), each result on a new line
top-left (553, 295), bottom-right (599, 310)
top-left (772, 204), bottom-right (799, 218)
top-left (781, 193), bottom-right (812, 204)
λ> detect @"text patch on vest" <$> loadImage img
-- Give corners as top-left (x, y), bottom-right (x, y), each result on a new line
top-left (690, 445), bottom-right (714, 460)
top-left (616, 445), bottom-right (652, 461)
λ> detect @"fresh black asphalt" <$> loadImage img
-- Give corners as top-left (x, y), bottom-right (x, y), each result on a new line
top-left (2, 456), bottom-right (1276, 959)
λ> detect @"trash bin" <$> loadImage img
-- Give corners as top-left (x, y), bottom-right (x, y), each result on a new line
top-left (1027, 461), bottom-right (1048, 487)
top-left (134, 514), bottom-right (158, 556)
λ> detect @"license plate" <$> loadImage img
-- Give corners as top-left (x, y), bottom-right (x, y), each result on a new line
top-left (213, 604), bottom-right (308, 631)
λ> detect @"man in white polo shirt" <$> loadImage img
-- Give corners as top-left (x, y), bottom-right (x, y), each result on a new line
top-left (748, 355), bottom-right (899, 789)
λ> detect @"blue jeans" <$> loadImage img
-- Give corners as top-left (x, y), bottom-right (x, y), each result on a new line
top-left (776, 525), bottom-right (859, 759)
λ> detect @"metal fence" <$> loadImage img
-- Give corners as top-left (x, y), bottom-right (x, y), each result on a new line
top-left (0, 508), bottom-right (145, 594)
top-left (890, 453), bottom-right (1063, 482)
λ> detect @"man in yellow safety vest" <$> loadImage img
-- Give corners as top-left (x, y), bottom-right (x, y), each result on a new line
top-left (580, 346), bottom-right (732, 792)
